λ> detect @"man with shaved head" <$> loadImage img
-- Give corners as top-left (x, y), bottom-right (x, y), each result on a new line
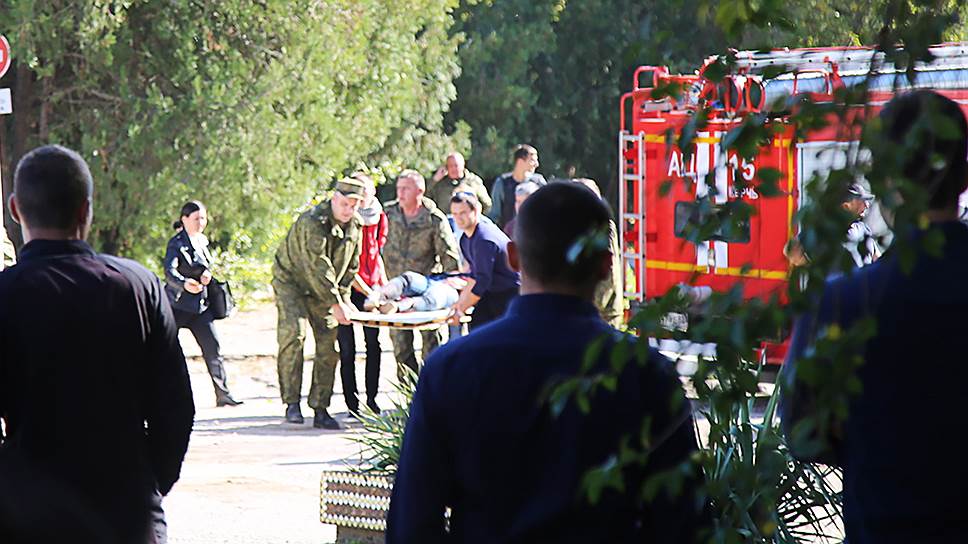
top-left (0, 144), bottom-right (194, 543)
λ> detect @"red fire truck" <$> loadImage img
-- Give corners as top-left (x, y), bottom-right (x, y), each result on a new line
top-left (619, 47), bottom-right (968, 308)
top-left (618, 43), bottom-right (968, 361)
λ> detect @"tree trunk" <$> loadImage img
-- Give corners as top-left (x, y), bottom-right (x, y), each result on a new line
top-left (5, 60), bottom-right (37, 251)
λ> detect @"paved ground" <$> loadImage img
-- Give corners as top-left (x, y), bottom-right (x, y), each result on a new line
top-left (167, 301), bottom-right (410, 544)
top-left (164, 301), bottom-right (799, 543)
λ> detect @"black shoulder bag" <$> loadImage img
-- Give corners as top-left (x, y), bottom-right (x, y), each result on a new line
top-left (207, 279), bottom-right (235, 320)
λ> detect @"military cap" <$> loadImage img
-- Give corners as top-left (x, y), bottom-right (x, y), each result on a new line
top-left (334, 177), bottom-right (367, 200)
top-left (844, 183), bottom-right (874, 202)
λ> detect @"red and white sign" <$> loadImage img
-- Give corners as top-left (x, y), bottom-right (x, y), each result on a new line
top-left (0, 35), bottom-right (10, 79)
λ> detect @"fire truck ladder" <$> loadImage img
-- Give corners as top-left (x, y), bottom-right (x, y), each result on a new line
top-left (729, 43), bottom-right (968, 74)
top-left (618, 130), bottom-right (645, 301)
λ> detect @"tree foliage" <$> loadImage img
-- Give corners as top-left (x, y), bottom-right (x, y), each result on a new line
top-left (449, 0), bottom-right (968, 202)
top-left (0, 0), bottom-right (465, 284)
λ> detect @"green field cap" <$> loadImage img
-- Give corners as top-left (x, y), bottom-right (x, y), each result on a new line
top-left (334, 177), bottom-right (366, 200)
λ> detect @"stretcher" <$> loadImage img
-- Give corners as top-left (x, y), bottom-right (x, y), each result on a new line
top-left (347, 309), bottom-right (471, 330)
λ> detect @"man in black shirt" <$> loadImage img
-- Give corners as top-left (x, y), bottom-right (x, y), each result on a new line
top-left (0, 145), bottom-right (195, 543)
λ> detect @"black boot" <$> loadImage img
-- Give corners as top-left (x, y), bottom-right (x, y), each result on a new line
top-left (346, 394), bottom-right (361, 419)
top-left (216, 391), bottom-right (243, 407)
top-left (366, 398), bottom-right (381, 414)
top-left (207, 357), bottom-right (240, 407)
top-left (313, 409), bottom-right (341, 430)
top-left (285, 403), bottom-right (304, 424)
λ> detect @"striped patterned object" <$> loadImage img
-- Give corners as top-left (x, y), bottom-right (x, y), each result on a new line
top-left (320, 471), bottom-right (393, 532)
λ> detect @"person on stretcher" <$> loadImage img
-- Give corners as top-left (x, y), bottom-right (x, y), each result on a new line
top-left (363, 271), bottom-right (467, 314)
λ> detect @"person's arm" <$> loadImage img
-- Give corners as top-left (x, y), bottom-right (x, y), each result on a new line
top-left (375, 214), bottom-right (391, 285)
top-left (352, 274), bottom-right (374, 297)
top-left (377, 213), bottom-right (389, 250)
top-left (779, 286), bottom-right (845, 465)
top-left (144, 275), bottom-right (195, 495)
top-left (488, 177), bottom-right (504, 222)
top-left (162, 241), bottom-right (204, 295)
top-left (453, 278), bottom-right (480, 315)
top-left (338, 233), bottom-right (362, 302)
top-left (467, 239), bottom-right (498, 298)
top-left (386, 361), bottom-right (452, 542)
top-left (433, 216), bottom-right (461, 273)
top-left (163, 239), bottom-right (191, 292)
top-left (470, 173), bottom-right (492, 215)
top-left (637, 347), bottom-right (707, 540)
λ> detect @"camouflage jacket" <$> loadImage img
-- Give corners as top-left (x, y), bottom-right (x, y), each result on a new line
top-left (272, 200), bottom-right (362, 306)
top-left (594, 219), bottom-right (624, 328)
top-left (427, 170), bottom-right (492, 215)
top-left (383, 198), bottom-right (460, 278)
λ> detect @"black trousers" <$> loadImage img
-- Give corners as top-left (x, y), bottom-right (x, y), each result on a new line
top-left (469, 287), bottom-right (519, 332)
top-left (337, 290), bottom-right (381, 408)
top-left (173, 308), bottom-right (232, 397)
top-left (148, 490), bottom-right (167, 544)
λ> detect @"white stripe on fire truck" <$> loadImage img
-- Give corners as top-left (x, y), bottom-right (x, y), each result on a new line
top-left (712, 138), bottom-right (730, 269)
top-left (695, 134), bottom-right (711, 268)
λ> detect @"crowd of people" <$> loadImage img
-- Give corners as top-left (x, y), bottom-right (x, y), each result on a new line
top-left (2, 89), bottom-right (967, 543)
top-left (267, 143), bottom-right (623, 430)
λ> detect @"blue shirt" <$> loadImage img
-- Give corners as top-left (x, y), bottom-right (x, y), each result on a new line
top-left (782, 221), bottom-right (968, 543)
top-left (387, 294), bottom-right (703, 543)
top-left (459, 219), bottom-right (520, 297)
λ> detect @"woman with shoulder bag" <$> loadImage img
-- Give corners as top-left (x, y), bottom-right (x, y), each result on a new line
top-left (164, 200), bottom-right (242, 407)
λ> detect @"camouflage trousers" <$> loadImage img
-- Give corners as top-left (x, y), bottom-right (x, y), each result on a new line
top-left (391, 326), bottom-right (443, 379)
top-left (273, 280), bottom-right (339, 410)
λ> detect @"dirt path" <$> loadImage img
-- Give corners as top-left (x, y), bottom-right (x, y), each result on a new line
top-left (166, 302), bottom-right (404, 544)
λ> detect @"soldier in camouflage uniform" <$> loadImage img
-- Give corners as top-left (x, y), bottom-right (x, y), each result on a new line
top-left (573, 178), bottom-right (625, 328)
top-left (593, 218), bottom-right (625, 328)
top-left (272, 178), bottom-right (365, 429)
top-left (428, 152), bottom-right (492, 215)
top-left (383, 169), bottom-right (461, 377)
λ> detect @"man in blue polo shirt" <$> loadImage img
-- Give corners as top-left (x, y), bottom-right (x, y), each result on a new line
top-left (449, 191), bottom-right (520, 330)
top-left (387, 182), bottom-right (703, 543)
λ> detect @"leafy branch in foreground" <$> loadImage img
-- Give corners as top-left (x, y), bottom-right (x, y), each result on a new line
top-left (349, 367), bottom-right (418, 477)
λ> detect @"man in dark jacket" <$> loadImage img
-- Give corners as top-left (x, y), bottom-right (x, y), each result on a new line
top-left (0, 145), bottom-right (195, 544)
top-left (388, 183), bottom-right (703, 543)
top-left (782, 90), bottom-right (968, 543)
top-left (487, 144), bottom-right (548, 229)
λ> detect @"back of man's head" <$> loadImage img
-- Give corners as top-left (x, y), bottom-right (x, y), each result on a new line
top-left (13, 145), bottom-right (93, 230)
top-left (515, 183), bottom-right (610, 290)
top-left (877, 90), bottom-right (968, 211)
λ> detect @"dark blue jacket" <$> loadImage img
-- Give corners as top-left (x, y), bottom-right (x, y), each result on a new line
top-left (782, 221), bottom-right (968, 543)
top-left (164, 230), bottom-right (212, 314)
top-left (0, 240), bottom-right (194, 543)
top-left (387, 294), bottom-right (703, 543)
